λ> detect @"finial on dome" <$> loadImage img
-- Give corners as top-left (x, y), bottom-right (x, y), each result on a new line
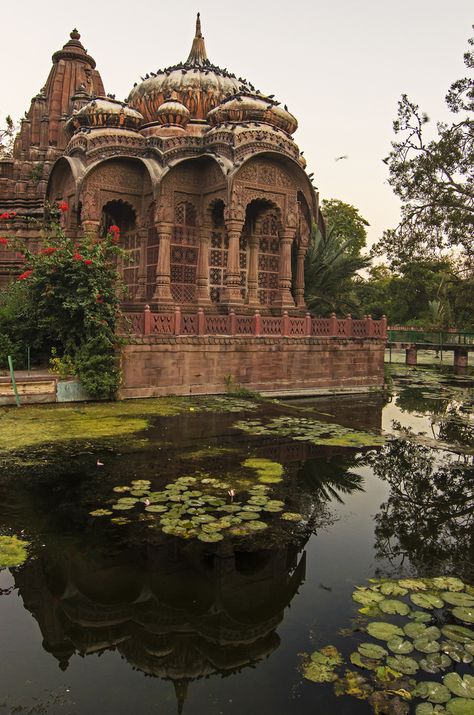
top-left (70, 28), bottom-right (81, 40)
top-left (186, 12), bottom-right (208, 65)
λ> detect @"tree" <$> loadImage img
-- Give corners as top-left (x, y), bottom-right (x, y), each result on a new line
top-left (0, 116), bottom-right (15, 158)
top-left (374, 30), bottom-right (474, 266)
top-left (321, 198), bottom-right (369, 256)
top-left (304, 224), bottom-right (370, 316)
top-left (0, 205), bottom-right (123, 398)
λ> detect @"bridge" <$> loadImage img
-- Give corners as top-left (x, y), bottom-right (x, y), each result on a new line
top-left (387, 327), bottom-right (474, 368)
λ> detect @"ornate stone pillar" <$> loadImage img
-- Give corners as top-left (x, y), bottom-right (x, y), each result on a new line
top-left (276, 228), bottom-right (296, 309)
top-left (152, 223), bottom-right (173, 303)
top-left (247, 234), bottom-right (259, 306)
top-left (135, 225), bottom-right (148, 301)
top-left (196, 225), bottom-right (211, 305)
top-left (81, 220), bottom-right (100, 238)
top-left (294, 245), bottom-right (307, 308)
top-left (221, 218), bottom-right (244, 305)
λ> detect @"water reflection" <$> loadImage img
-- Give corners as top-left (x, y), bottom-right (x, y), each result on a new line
top-left (14, 534), bottom-right (307, 711)
top-left (370, 439), bottom-right (474, 582)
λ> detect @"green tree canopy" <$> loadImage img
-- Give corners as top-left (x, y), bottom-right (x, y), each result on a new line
top-left (374, 30), bottom-right (473, 267)
top-left (321, 198), bottom-right (369, 255)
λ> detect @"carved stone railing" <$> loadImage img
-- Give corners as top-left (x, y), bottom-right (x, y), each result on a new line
top-left (121, 307), bottom-right (387, 340)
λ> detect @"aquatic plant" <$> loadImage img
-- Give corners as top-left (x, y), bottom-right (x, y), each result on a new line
top-left (89, 465), bottom-right (304, 543)
top-left (301, 576), bottom-right (474, 714)
top-left (0, 535), bottom-right (30, 567)
top-left (234, 416), bottom-right (385, 448)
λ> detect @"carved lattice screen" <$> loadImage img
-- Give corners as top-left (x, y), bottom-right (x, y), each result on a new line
top-left (170, 201), bottom-right (197, 303)
top-left (209, 230), bottom-right (228, 303)
top-left (258, 213), bottom-right (279, 305)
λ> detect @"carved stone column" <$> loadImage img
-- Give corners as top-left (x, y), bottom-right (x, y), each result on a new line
top-left (294, 245), bottom-right (307, 308)
top-left (221, 219), bottom-right (244, 305)
top-left (81, 220), bottom-right (100, 238)
top-left (196, 226), bottom-right (211, 305)
top-left (247, 234), bottom-right (259, 306)
top-left (135, 226), bottom-right (148, 301)
top-left (276, 228), bottom-right (296, 308)
top-left (152, 223), bottom-right (173, 303)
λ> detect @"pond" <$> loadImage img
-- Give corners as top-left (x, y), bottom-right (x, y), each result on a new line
top-left (0, 364), bottom-right (473, 715)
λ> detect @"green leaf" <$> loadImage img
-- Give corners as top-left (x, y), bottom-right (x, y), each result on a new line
top-left (353, 588), bottom-right (385, 606)
top-left (414, 636), bottom-right (441, 654)
top-left (386, 655), bottom-right (419, 674)
top-left (414, 681), bottom-right (451, 704)
top-left (420, 653), bottom-right (452, 674)
top-left (446, 698), bottom-right (474, 714)
top-left (379, 598), bottom-right (411, 616)
top-left (378, 581), bottom-right (409, 597)
top-left (442, 592), bottom-right (474, 608)
top-left (388, 636), bottom-right (415, 654)
top-left (411, 592), bottom-right (445, 609)
top-left (452, 607), bottom-right (474, 624)
top-left (416, 705), bottom-right (448, 715)
top-left (443, 673), bottom-right (474, 699)
top-left (405, 622), bottom-right (429, 638)
top-left (366, 621), bottom-right (404, 641)
top-left (350, 652), bottom-right (379, 671)
top-left (399, 578), bottom-right (429, 591)
top-left (441, 625), bottom-right (474, 644)
top-left (357, 643), bottom-right (388, 660)
top-left (430, 577), bottom-right (465, 592)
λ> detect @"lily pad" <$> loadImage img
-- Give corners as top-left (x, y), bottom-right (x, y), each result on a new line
top-left (443, 673), bottom-right (474, 699)
top-left (410, 610), bottom-right (434, 623)
top-left (366, 622), bottom-right (404, 641)
top-left (350, 652), bottom-right (379, 671)
top-left (416, 706), bottom-right (448, 715)
top-left (333, 669), bottom-right (373, 700)
top-left (442, 592), bottom-right (474, 608)
top-left (245, 520), bottom-right (268, 531)
top-left (303, 646), bottom-right (343, 683)
top-left (399, 579), bottom-right (429, 591)
top-left (441, 625), bottom-right (474, 644)
top-left (411, 592), bottom-right (445, 609)
top-left (378, 581), bottom-right (409, 597)
top-left (112, 503), bottom-right (134, 511)
top-left (89, 509), bottom-right (113, 517)
top-left (353, 588), bottom-right (385, 606)
top-left (387, 636), bottom-right (414, 654)
top-left (446, 699), bottom-right (474, 714)
top-left (197, 532), bottom-right (224, 543)
top-left (414, 636), bottom-right (441, 654)
top-left (386, 655), bottom-right (419, 674)
top-left (281, 512), bottom-right (303, 522)
top-left (405, 622), bottom-right (429, 639)
top-left (379, 598), bottom-right (411, 616)
top-left (145, 505), bottom-right (168, 513)
top-left (420, 653), bottom-right (452, 674)
top-left (414, 681), bottom-right (451, 704)
top-left (431, 577), bottom-right (465, 592)
top-left (452, 607), bottom-right (474, 624)
top-left (357, 643), bottom-right (388, 660)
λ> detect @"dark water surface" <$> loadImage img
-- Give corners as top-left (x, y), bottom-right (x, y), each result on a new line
top-left (0, 365), bottom-right (472, 715)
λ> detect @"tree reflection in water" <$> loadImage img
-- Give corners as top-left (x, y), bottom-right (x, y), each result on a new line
top-left (370, 439), bottom-right (474, 582)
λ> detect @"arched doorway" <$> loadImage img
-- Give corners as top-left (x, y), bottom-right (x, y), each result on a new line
top-left (100, 200), bottom-right (137, 299)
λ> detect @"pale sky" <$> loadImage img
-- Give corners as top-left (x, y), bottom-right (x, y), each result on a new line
top-left (1, 0), bottom-right (472, 250)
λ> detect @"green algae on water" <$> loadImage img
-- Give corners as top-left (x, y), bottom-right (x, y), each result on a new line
top-left (0, 535), bottom-right (30, 567)
top-left (234, 416), bottom-right (385, 448)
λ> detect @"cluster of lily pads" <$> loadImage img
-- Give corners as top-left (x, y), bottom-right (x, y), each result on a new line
top-left (234, 416), bottom-right (385, 448)
top-left (302, 576), bottom-right (474, 714)
top-left (89, 459), bottom-right (303, 542)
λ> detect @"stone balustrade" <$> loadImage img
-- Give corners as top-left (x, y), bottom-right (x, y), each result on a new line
top-left (120, 306), bottom-right (387, 340)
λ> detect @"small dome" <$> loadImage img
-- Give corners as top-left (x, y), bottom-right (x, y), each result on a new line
top-left (66, 97), bottom-right (143, 135)
top-left (155, 99), bottom-right (190, 127)
top-left (207, 93), bottom-right (298, 135)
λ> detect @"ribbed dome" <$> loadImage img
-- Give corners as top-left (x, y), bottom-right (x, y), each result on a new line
top-left (207, 93), bottom-right (298, 135)
top-left (156, 98), bottom-right (190, 127)
top-left (66, 97), bottom-right (143, 135)
top-left (127, 14), bottom-right (255, 123)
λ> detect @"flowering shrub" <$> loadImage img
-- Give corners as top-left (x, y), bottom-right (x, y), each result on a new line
top-left (0, 205), bottom-right (124, 398)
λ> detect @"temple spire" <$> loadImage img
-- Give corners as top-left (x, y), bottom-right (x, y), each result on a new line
top-left (186, 12), bottom-right (208, 65)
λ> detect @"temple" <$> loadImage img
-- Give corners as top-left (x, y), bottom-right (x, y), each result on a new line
top-left (0, 17), bottom-right (386, 398)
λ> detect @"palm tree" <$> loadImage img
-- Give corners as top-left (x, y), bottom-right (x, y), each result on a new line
top-left (303, 223), bottom-right (370, 316)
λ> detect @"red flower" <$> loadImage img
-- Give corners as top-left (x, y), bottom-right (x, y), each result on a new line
top-left (18, 269), bottom-right (33, 280)
top-left (84, 259), bottom-right (92, 265)
top-left (108, 225), bottom-right (120, 241)
top-left (73, 253), bottom-right (83, 261)
top-left (0, 212), bottom-right (9, 220)
top-left (58, 201), bottom-right (69, 213)
top-left (40, 247), bottom-right (57, 255)
top-left (8, 211), bottom-right (17, 219)
top-left (0, 237), bottom-right (8, 245)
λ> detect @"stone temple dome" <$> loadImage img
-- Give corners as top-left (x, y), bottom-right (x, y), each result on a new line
top-left (66, 97), bottom-right (144, 135)
top-left (127, 13), bottom-right (255, 123)
top-left (207, 93), bottom-right (298, 135)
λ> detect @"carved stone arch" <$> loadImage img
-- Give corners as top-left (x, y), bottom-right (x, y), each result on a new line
top-left (46, 156), bottom-right (85, 229)
top-left (297, 191), bottom-right (312, 248)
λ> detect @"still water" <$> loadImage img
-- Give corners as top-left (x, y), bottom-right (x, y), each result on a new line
top-left (0, 364), bottom-right (472, 715)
